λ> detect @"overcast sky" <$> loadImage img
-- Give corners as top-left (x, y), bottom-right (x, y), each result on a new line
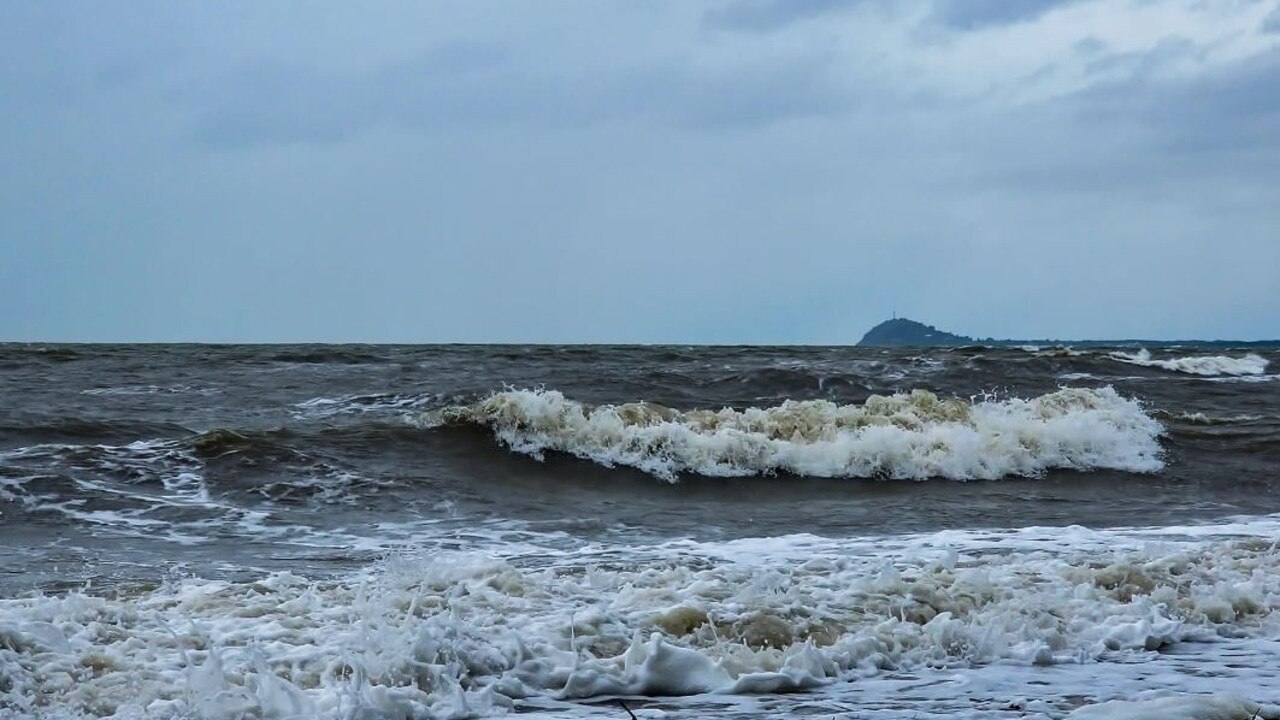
top-left (2, 0), bottom-right (1278, 343)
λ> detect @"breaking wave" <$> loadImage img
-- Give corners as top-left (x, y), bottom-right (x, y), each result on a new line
top-left (1108, 350), bottom-right (1268, 377)
top-left (420, 387), bottom-right (1164, 481)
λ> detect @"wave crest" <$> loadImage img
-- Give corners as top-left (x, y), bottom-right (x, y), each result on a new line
top-left (1108, 349), bottom-right (1268, 376)
top-left (420, 387), bottom-right (1164, 481)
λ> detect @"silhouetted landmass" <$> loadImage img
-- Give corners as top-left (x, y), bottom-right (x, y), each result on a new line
top-left (859, 319), bottom-right (973, 346)
top-left (857, 318), bottom-right (1280, 348)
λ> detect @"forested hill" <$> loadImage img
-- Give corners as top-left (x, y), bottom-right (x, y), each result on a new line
top-left (858, 319), bottom-right (972, 346)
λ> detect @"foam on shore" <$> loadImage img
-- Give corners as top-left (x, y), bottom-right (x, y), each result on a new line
top-left (4, 519), bottom-right (1279, 718)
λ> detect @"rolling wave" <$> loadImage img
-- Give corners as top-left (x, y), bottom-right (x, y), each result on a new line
top-left (420, 387), bottom-right (1164, 481)
top-left (1108, 350), bottom-right (1268, 377)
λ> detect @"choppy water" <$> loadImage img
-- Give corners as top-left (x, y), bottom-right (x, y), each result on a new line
top-left (1, 344), bottom-right (1278, 719)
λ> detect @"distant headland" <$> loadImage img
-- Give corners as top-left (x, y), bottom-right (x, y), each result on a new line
top-left (858, 318), bottom-right (972, 347)
top-left (857, 317), bottom-right (1280, 348)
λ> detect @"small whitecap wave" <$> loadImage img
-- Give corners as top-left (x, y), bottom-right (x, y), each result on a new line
top-left (1034, 346), bottom-right (1090, 357)
top-left (291, 392), bottom-right (439, 420)
top-left (1059, 372), bottom-right (1099, 381)
top-left (418, 387), bottom-right (1164, 481)
top-left (1201, 373), bottom-right (1280, 384)
top-left (1108, 349), bottom-right (1269, 377)
top-left (80, 384), bottom-right (221, 397)
top-left (1155, 411), bottom-right (1267, 425)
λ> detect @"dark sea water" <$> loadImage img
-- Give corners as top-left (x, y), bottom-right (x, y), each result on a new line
top-left (2, 344), bottom-right (1278, 719)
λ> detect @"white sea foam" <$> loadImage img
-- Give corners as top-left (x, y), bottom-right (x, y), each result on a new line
top-left (3, 518), bottom-right (1280, 718)
top-left (1108, 349), bottom-right (1269, 376)
top-left (0, 440), bottom-right (387, 550)
top-left (1067, 694), bottom-right (1280, 720)
top-left (419, 387), bottom-right (1164, 481)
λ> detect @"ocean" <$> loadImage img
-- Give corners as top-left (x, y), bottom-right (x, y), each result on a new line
top-left (1, 343), bottom-right (1278, 719)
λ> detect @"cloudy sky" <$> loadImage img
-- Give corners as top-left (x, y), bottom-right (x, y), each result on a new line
top-left (2, 0), bottom-right (1278, 342)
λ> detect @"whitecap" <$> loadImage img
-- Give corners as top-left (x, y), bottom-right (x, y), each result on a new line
top-left (418, 386), bottom-right (1164, 481)
top-left (1108, 349), bottom-right (1269, 376)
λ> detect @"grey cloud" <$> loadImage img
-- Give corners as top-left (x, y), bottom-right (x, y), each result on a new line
top-left (1078, 45), bottom-right (1280, 155)
top-left (1154, 51), bottom-right (1280, 154)
top-left (932, 0), bottom-right (1084, 30)
top-left (4, 1), bottom-right (1279, 342)
top-left (884, 43), bottom-right (1280, 339)
top-left (704, 0), bottom-right (1086, 36)
top-left (1262, 5), bottom-right (1280, 33)
top-left (192, 44), bottom-right (517, 147)
top-left (703, 0), bottom-right (855, 33)
top-left (649, 53), bottom-right (851, 129)
top-left (950, 44), bottom-right (1280, 203)
top-left (1081, 35), bottom-right (1202, 79)
top-left (192, 48), bottom-right (849, 148)
top-left (0, 6), bottom-right (177, 109)
top-left (706, 0), bottom-right (1085, 36)
top-left (1072, 37), bottom-right (1108, 57)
